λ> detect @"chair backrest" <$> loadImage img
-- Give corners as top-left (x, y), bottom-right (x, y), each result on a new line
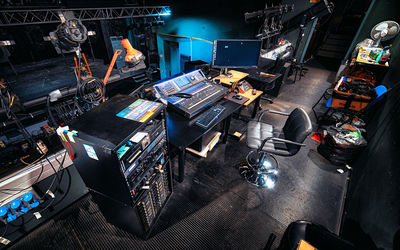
top-left (282, 108), bottom-right (312, 155)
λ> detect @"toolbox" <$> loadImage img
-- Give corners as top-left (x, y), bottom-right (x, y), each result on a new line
top-left (330, 76), bottom-right (376, 111)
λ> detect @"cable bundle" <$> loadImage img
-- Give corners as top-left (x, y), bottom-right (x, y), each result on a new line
top-left (77, 77), bottom-right (105, 105)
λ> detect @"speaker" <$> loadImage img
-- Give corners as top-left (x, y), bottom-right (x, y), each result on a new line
top-left (184, 60), bottom-right (210, 75)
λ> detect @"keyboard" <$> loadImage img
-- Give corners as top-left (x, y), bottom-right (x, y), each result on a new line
top-left (195, 104), bottom-right (226, 129)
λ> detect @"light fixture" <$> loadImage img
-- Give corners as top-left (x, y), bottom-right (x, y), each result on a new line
top-left (0, 40), bottom-right (15, 46)
top-left (160, 9), bottom-right (171, 16)
top-left (239, 151), bottom-right (278, 189)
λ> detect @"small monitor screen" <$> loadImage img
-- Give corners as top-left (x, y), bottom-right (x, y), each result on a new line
top-left (212, 39), bottom-right (262, 68)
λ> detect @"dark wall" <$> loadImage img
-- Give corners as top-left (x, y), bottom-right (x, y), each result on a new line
top-left (345, 0), bottom-right (400, 60)
top-left (344, 1), bottom-right (400, 249)
top-left (155, 0), bottom-right (273, 78)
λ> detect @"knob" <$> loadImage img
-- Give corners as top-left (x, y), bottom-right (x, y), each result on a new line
top-left (22, 192), bottom-right (33, 202)
top-left (0, 206), bottom-right (8, 217)
top-left (10, 199), bottom-right (21, 209)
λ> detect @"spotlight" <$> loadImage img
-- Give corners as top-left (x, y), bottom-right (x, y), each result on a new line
top-left (160, 10), bottom-right (171, 16)
top-left (0, 40), bottom-right (15, 46)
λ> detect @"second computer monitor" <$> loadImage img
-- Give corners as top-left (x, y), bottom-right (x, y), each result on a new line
top-left (211, 39), bottom-right (262, 68)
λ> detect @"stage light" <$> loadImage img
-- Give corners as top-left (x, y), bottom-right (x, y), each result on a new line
top-left (160, 10), bottom-right (171, 16)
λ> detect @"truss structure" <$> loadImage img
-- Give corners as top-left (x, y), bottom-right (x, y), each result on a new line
top-left (0, 6), bottom-right (171, 26)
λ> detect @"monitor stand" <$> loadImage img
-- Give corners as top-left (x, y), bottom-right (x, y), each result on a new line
top-left (220, 68), bottom-right (233, 77)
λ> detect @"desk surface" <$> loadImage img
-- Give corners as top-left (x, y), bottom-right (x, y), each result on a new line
top-left (238, 68), bottom-right (282, 85)
top-left (213, 70), bottom-right (248, 85)
top-left (239, 89), bottom-right (263, 106)
top-left (167, 99), bottom-right (242, 148)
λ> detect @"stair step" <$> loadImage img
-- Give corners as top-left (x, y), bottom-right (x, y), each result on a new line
top-left (325, 34), bottom-right (353, 40)
top-left (323, 39), bottom-right (352, 46)
top-left (316, 50), bottom-right (345, 59)
top-left (319, 44), bottom-right (349, 51)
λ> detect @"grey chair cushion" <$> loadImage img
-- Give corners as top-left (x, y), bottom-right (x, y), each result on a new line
top-left (247, 121), bottom-right (275, 151)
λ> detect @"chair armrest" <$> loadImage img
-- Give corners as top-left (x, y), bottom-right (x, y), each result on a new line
top-left (258, 137), bottom-right (306, 152)
top-left (270, 137), bottom-right (306, 146)
top-left (258, 110), bottom-right (290, 122)
top-left (258, 136), bottom-right (274, 152)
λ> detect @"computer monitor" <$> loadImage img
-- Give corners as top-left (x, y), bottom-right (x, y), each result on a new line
top-left (211, 39), bottom-right (262, 68)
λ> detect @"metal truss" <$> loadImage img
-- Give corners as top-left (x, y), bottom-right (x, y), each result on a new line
top-left (0, 6), bottom-right (171, 26)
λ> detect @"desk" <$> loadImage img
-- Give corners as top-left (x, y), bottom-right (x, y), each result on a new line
top-left (213, 71), bottom-right (264, 119)
top-left (238, 68), bottom-right (282, 97)
top-left (167, 99), bottom-right (242, 182)
top-left (239, 89), bottom-right (263, 118)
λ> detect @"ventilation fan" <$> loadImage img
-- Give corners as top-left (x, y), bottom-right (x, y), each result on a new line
top-left (370, 20), bottom-right (400, 43)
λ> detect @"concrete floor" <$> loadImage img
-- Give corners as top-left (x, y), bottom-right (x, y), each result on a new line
top-left (10, 61), bottom-right (349, 250)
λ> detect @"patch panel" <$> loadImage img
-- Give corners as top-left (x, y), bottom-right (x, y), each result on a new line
top-left (0, 191), bottom-right (40, 223)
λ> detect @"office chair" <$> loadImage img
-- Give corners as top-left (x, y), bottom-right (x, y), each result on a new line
top-left (240, 108), bottom-right (312, 187)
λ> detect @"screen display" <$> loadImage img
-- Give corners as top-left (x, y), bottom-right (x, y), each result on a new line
top-left (174, 76), bottom-right (191, 88)
top-left (212, 39), bottom-right (262, 68)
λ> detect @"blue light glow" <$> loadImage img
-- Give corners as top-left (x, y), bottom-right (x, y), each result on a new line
top-left (157, 17), bottom-right (231, 78)
top-left (160, 10), bottom-right (171, 16)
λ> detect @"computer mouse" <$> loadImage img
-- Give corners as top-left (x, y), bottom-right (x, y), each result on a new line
top-left (232, 95), bottom-right (243, 100)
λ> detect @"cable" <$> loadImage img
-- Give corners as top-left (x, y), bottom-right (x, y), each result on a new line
top-left (157, 32), bottom-right (213, 44)
top-left (0, 151), bottom-right (65, 195)
top-left (0, 224), bottom-right (8, 239)
top-left (46, 96), bottom-right (58, 127)
top-left (3, 157), bottom-right (71, 237)
top-left (59, 133), bottom-right (74, 160)
top-left (3, 151), bottom-right (67, 231)
top-left (0, 86), bottom-right (61, 191)
top-left (38, 151), bottom-right (66, 201)
top-left (77, 77), bottom-right (105, 105)
top-left (20, 154), bottom-right (44, 166)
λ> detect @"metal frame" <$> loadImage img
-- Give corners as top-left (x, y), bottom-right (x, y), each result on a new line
top-left (0, 6), bottom-right (171, 26)
top-left (0, 150), bottom-right (72, 200)
top-left (258, 109), bottom-right (290, 121)
top-left (258, 136), bottom-right (306, 153)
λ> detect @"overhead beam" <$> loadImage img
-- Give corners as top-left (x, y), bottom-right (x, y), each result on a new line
top-left (0, 6), bottom-right (171, 26)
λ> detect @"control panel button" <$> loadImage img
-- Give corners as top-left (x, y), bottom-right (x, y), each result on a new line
top-left (22, 192), bottom-right (33, 202)
top-left (10, 199), bottom-right (21, 209)
top-left (0, 207), bottom-right (8, 217)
